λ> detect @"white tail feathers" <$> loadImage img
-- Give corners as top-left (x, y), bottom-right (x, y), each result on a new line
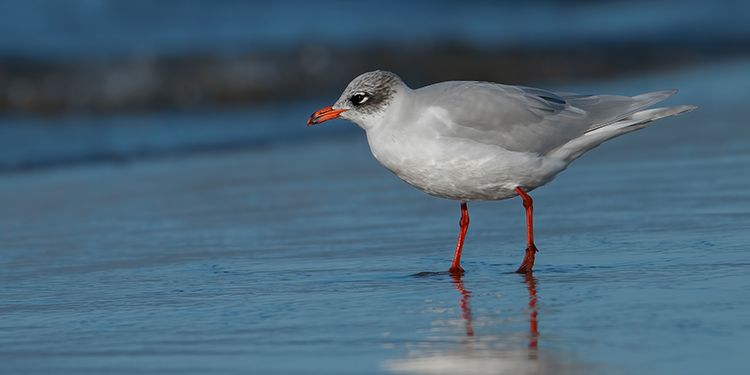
top-left (586, 105), bottom-right (696, 135)
top-left (549, 104), bottom-right (697, 162)
top-left (580, 89), bottom-right (679, 133)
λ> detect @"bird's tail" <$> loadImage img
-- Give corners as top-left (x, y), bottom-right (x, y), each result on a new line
top-left (547, 104), bottom-right (697, 163)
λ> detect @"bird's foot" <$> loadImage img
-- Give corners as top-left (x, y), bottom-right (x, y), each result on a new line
top-left (515, 244), bottom-right (538, 274)
top-left (448, 265), bottom-right (465, 275)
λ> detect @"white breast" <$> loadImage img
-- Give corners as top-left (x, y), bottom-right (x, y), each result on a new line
top-left (365, 119), bottom-right (566, 201)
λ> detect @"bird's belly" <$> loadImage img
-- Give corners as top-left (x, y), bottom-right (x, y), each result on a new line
top-left (368, 135), bottom-right (565, 201)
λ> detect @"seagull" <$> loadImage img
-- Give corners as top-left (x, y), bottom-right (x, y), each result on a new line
top-left (307, 71), bottom-right (695, 274)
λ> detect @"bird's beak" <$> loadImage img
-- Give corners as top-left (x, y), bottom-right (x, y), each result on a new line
top-left (307, 106), bottom-right (347, 126)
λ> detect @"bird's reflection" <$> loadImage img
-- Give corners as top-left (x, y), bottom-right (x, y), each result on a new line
top-left (450, 273), bottom-right (475, 338)
top-left (386, 272), bottom-right (584, 375)
top-left (526, 273), bottom-right (539, 354)
top-left (450, 272), bottom-right (538, 352)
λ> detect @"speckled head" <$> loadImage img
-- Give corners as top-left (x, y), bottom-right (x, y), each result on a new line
top-left (307, 70), bottom-right (406, 129)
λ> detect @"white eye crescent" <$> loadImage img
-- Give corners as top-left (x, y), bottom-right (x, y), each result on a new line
top-left (351, 92), bottom-right (369, 105)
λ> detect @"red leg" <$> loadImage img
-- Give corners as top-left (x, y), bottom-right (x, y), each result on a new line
top-left (449, 201), bottom-right (469, 274)
top-left (515, 187), bottom-right (538, 274)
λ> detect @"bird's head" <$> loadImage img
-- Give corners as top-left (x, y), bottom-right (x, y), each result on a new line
top-left (307, 70), bottom-right (406, 129)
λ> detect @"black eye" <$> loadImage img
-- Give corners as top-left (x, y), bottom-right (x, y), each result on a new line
top-left (350, 92), bottom-right (369, 106)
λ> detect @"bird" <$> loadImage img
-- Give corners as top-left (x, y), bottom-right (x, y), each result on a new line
top-left (307, 70), bottom-right (695, 274)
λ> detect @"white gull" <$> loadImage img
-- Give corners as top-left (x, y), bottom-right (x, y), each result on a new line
top-left (308, 71), bottom-right (695, 274)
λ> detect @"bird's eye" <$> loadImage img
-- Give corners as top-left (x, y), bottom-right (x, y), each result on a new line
top-left (350, 93), bottom-right (369, 106)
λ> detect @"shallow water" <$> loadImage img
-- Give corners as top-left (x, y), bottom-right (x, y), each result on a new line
top-left (1, 61), bottom-right (750, 374)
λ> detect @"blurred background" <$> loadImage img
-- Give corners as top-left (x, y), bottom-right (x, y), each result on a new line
top-left (0, 0), bottom-right (749, 170)
top-left (2, 1), bottom-right (750, 375)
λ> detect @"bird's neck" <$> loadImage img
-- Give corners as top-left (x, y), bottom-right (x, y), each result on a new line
top-left (361, 88), bottom-right (413, 132)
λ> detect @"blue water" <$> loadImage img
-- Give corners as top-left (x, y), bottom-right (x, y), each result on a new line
top-left (2, 58), bottom-right (749, 170)
top-left (0, 102), bottom-right (332, 170)
top-left (1, 60), bottom-right (749, 374)
top-left (0, 0), bottom-right (748, 58)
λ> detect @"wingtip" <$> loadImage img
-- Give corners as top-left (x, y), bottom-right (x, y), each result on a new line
top-left (658, 89), bottom-right (679, 98)
top-left (679, 105), bottom-right (698, 114)
top-left (632, 89), bottom-right (678, 103)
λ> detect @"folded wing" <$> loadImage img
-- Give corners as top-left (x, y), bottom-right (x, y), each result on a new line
top-left (418, 81), bottom-right (676, 155)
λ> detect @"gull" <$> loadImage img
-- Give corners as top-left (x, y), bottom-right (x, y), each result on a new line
top-left (307, 71), bottom-right (695, 274)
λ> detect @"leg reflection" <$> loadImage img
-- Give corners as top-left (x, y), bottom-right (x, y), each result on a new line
top-left (449, 272), bottom-right (539, 351)
top-left (450, 273), bottom-right (474, 337)
top-left (384, 274), bottom-right (572, 374)
top-left (525, 273), bottom-right (539, 357)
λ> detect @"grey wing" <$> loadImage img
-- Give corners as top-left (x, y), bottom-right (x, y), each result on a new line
top-left (418, 81), bottom-right (676, 154)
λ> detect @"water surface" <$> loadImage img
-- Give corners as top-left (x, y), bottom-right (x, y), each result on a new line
top-left (1, 61), bottom-right (749, 374)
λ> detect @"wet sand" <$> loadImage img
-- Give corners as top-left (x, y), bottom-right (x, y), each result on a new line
top-left (1, 61), bottom-right (749, 374)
